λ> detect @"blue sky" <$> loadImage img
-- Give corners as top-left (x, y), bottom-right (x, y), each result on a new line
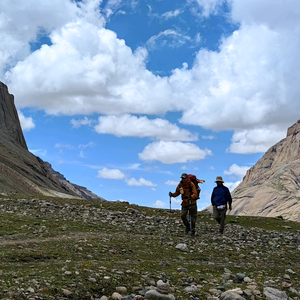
top-left (1, 0), bottom-right (300, 210)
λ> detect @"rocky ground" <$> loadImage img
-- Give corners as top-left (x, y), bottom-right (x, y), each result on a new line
top-left (0, 193), bottom-right (299, 300)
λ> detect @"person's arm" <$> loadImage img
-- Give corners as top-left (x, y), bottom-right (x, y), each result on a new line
top-left (211, 188), bottom-right (215, 206)
top-left (169, 183), bottom-right (181, 197)
top-left (190, 182), bottom-right (198, 200)
top-left (226, 187), bottom-right (233, 210)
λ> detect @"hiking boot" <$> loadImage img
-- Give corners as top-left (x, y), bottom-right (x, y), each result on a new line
top-left (185, 228), bottom-right (189, 235)
top-left (191, 232), bottom-right (196, 237)
top-left (219, 229), bottom-right (224, 234)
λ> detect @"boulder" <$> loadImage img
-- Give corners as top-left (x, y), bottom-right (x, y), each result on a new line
top-left (263, 287), bottom-right (288, 300)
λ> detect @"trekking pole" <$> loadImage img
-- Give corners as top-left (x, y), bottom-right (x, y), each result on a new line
top-left (169, 196), bottom-right (172, 233)
top-left (189, 198), bottom-right (192, 235)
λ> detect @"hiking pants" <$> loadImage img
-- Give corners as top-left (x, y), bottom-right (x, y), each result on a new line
top-left (181, 204), bottom-right (197, 233)
top-left (213, 206), bottom-right (227, 231)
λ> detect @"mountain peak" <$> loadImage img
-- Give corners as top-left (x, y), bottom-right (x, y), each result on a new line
top-left (0, 81), bottom-right (105, 201)
top-left (287, 119), bottom-right (300, 137)
top-left (231, 120), bottom-right (300, 222)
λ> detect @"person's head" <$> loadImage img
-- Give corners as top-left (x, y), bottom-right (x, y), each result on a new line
top-left (181, 173), bottom-right (188, 179)
top-left (215, 176), bottom-right (224, 186)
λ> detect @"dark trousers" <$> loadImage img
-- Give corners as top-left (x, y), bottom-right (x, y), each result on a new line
top-left (181, 204), bottom-right (197, 233)
top-left (213, 206), bottom-right (227, 231)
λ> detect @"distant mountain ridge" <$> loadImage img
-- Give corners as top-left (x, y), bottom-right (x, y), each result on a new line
top-left (0, 81), bottom-right (105, 201)
top-left (45, 162), bottom-right (106, 201)
top-left (231, 120), bottom-right (300, 221)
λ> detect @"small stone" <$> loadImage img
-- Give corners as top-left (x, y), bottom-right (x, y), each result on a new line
top-left (145, 289), bottom-right (175, 300)
top-left (243, 290), bottom-right (253, 297)
top-left (26, 287), bottom-right (34, 293)
top-left (228, 288), bottom-right (243, 295)
top-left (223, 273), bottom-right (235, 280)
top-left (243, 277), bottom-right (252, 283)
top-left (112, 292), bottom-right (123, 300)
top-left (177, 266), bottom-right (189, 273)
top-left (100, 296), bottom-right (109, 300)
top-left (209, 289), bottom-right (220, 295)
top-left (221, 291), bottom-right (245, 300)
top-left (175, 243), bottom-right (189, 252)
top-left (157, 280), bottom-right (170, 294)
top-left (187, 277), bottom-right (196, 284)
top-left (62, 288), bottom-right (72, 296)
top-left (116, 286), bottom-right (127, 294)
top-left (282, 282), bottom-right (292, 288)
top-left (236, 274), bottom-right (246, 281)
top-left (252, 290), bottom-right (261, 296)
top-left (184, 285), bottom-right (200, 293)
top-left (246, 284), bottom-right (257, 291)
top-left (64, 271), bottom-right (72, 275)
top-left (126, 208), bottom-right (140, 214)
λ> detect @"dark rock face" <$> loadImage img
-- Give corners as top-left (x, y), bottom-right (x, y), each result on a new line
top-left (0, 82), bottom-right (28, 150)
top-left (0, 81), bottom-right (105, 200)
top-left (231, 120), bottom-right (300, 221)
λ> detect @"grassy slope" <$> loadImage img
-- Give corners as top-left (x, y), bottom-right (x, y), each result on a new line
top-left (0, 194), bottom-right (299, 299)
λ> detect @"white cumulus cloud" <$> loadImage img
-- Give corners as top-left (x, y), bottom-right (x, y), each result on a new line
top-left (94, 114), bottom-right (198, 141)
top-left (231, 0), bottom-right (300, 31)
top-left (18, 110), bottom-right (35, 131)
top-left (224, 164), bottom-right (250, 180)
top-left (165, 180), bottom-right (179, 185)
top-left (1, 0), bottom-right (300, 155)
top-left (152, 200), bottom-right (167, 208)
top-left (125, 177), bottom-right (157, 187)
top-left (97, 167), bottom-right (126, 180)
top-left (228, 127), bottom-right (286, 154)
top-left (139, 141), bottom-right (212, 164)
top-left (225, 180), bottom-right (241, 192)
top-left (70, 117), bottom-right (95, 128)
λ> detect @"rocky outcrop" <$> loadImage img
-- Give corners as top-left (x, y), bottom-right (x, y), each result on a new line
top-left (0, 81), bottom-right (105, 200)
top-left (0, 82), bottom-right (27, 150)
top-left (231, 120), bottom-right (300, 221)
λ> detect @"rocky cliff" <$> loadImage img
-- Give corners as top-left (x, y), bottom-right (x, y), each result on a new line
top-left (231, 120), bottom-right (300, 221)
top-left (0, 81), bottom-right (105, 201)
top-left (0, 82), bottom-right (28, 150)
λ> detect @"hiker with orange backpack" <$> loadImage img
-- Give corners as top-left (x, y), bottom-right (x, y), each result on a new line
top-left (169, 173), bottom-right (205, 236)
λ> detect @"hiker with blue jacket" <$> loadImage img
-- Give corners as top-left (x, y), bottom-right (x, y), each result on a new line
top-left (211, 176), bottom-right (232, 234)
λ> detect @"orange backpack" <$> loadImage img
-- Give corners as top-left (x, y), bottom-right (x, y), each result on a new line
top-left (188, 174), bottom-right (201, 199)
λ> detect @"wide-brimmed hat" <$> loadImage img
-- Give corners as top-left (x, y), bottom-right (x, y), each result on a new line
top-left (181, 173), bottom-right (188, 179)
top-left (215, 176), bottom-right (224, 183)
